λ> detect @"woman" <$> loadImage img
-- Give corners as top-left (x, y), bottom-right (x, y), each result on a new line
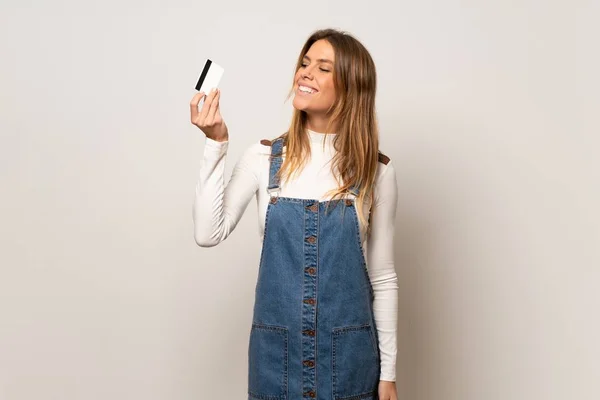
top-left (190, 28), bottom-right (398, 400)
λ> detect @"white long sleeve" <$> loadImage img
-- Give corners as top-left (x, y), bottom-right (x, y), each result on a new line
top-left (193, 138), bottom-right (259, 247)
top-left (193, 130), bottom-right (399, 381)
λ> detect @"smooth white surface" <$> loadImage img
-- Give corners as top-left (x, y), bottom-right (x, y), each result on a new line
top-left (1, 1), bottom-right (597, 400)
top-left (197, 59), bottom-right (224, 94)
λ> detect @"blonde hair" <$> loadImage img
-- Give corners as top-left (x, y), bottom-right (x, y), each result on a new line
top-left (276, 28), bottom-right (380, 236)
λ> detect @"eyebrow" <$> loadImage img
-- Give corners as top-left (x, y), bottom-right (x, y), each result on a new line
top-left (303, 55), bottom-right (333, 64)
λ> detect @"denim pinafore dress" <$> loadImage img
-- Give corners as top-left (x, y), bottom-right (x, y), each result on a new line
top-left (248, 137), bottom-right (381, 400)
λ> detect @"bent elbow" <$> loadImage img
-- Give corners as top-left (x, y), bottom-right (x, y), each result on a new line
top-left (195, 238), bottom-right (216, 248)
top-left (194, 232), bottom-right (220, 248)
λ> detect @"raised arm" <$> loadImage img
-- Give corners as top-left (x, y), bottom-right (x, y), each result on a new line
top-left (190, 89), bottom-right (259, 247)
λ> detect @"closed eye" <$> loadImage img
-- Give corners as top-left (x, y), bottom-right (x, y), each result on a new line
top-left (300, 64), bottom-right (331, 72)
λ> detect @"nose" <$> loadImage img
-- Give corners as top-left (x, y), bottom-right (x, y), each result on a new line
top-left (302, 67), bottom-right (314, 80)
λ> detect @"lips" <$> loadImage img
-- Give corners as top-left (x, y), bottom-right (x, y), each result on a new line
top-left (298, 82), bottom-right (318, 93)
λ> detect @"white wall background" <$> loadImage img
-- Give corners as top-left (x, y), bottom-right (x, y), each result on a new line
top-left (1, 1), bottom-right (598, 399)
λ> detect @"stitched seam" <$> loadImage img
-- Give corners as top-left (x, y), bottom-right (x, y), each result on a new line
top-left (332, 326), bottom-right (378, 400)
top-left (248, 324), bottom-right (288, 400)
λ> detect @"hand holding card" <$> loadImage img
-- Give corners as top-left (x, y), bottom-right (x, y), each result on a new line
top-left (190, 59), bottom-right (228, 142)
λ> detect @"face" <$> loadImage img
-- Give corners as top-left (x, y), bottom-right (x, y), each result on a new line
top-left (292, 39), bottom-right (336, 120)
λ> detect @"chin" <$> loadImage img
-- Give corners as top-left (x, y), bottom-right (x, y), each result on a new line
top-left (292, 98), bottom-right (310, 112)
top-left (292, 97), bottom-right (332, 115)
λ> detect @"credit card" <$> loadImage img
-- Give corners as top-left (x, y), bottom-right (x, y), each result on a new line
top-left (195, 59), bottom-right (224, 93)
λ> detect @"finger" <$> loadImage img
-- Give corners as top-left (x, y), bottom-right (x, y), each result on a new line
top-left (190, 92), bottom-right (205, 122)
top-left (199, 89), bottom-right (218, 120)
top-left (207, 89), bottom-right (221, 122)
top-left (215, 103), bottom-right (222, 121)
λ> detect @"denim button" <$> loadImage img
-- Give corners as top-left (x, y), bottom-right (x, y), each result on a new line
top-left (302, 360), bottom-right (315, 367)
top-left (345, 199), bottom-right (353, 206)
top-left (305, 267), bottom-right (316, 275)
top-left (302, 329), bottom-right (315, 336)
top-left (303, 298), bottom-right (316, 305)
top-left (306, 236), bottom-right (316, 244)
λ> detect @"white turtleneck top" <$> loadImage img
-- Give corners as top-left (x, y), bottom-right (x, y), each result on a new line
top-left (193, 129), bottom-right (398, 382)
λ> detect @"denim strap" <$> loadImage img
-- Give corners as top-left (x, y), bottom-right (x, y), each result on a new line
top-left (267, 137), bottom-right (284, 196)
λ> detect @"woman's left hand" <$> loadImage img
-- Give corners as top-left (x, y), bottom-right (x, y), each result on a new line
top-left (378, 380), bottom-right (398, 400)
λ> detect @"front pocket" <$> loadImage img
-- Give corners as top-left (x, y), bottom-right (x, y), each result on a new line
top-left (248, 323), bottom-right (288, 400)
top-left (332, 324), bottom-right (380, 400)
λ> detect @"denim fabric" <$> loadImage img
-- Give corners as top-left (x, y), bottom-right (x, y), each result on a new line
top-left (249, 137), bottom-right (380, 400)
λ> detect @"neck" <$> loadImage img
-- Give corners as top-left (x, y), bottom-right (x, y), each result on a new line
top-left (306, 115), bottom-right (336, 134)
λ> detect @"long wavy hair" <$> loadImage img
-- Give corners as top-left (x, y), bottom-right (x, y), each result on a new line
top-left (276, 28), bottom-right (380, 234)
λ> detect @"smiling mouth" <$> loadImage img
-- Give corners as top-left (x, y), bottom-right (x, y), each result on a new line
top-left (298, 85), bottom-right (318, 94)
